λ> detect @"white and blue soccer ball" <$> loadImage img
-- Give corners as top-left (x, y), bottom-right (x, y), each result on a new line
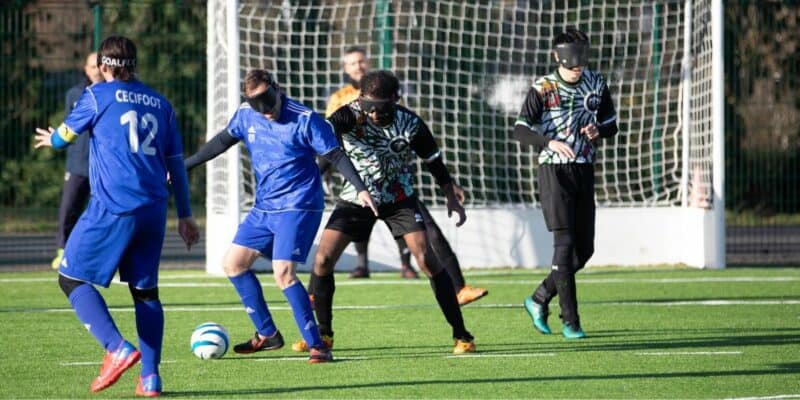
top-left (190, 322), bottom-right (229, 359)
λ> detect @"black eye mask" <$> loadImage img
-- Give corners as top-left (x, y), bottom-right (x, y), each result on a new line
top-left (554, 42), bottom-right (590, 69)
top-left (359, 97), bottom-right (396, 126)
top-left (360, 97), bottom-right (395, 114)
top-left (245, 86), bottom-right (278, 113)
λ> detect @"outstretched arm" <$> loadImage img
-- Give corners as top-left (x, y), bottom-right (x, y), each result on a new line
top-left (184, 129), bottom-right (240, 171)
top-left (320, 147), bottom-right (378, 216)
top-left (410, 120), bottom-right (466, 227)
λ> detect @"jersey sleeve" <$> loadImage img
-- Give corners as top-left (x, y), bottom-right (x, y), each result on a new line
top-left (225, 106), bottom-right (246, 141)
top-left (596, 84), bottom-right (617, 127)
top-left (63, 88), bottom-right (97, 135)
top-left (305, 112), bottom-right (341, 155)
top-left (164, 106), bottom-right (184, 158)
top-left (515, 87), bottom-right (544, 127)
top-left (409, 119), bottom-right (441, 162)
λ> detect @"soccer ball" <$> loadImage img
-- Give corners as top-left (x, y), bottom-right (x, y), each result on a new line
top-left (190, 322), bottom-right (229, 359)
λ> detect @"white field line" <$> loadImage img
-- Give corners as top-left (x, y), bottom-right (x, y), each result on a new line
top-left (723, 395), bottom-right (800, 400)
top-left (635, 351), bottom-right (743, 356)
top-left (444, 352), bottom-right (556, 359)
top-left (11, 299), bottom-right (800, 315)
top-left (61, 359), bottom-right (177, 366)
top-left (253, 355), bottom-right (370, 362)
top-left (61, 353), bottom-right (550, 366)
top-left (2, 276), bottom-right (799, 285)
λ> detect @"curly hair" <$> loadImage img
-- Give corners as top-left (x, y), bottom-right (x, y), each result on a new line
top-left (359, 70), bottom-right (399, 100)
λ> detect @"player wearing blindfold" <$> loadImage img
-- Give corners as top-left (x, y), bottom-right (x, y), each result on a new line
top-left (183, 69), bottom-right (377, 364)
top-left (306, 70), bottom-right (477, 355)
top-left (513, 28), bottom-right (618, 339)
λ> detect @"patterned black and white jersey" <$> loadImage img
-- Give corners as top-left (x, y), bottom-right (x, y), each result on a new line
top-left (516, 69), bottom-right (616, 164)
top-left (327, 102), bottom-right (441, 205)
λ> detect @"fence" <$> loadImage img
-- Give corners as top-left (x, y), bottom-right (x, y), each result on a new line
top-left (0, 0), bottom-right (797, 267)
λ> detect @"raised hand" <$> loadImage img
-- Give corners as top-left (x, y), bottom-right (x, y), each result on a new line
top-left (33, 127), bottom-right (55, 149)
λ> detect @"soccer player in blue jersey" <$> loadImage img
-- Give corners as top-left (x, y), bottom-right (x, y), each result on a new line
top-left (184, 69), bottom-right (377, 363)
top-left (513, 28), bottom-right (618, 339)
top-left (33, 36), bottom-right (200, 396)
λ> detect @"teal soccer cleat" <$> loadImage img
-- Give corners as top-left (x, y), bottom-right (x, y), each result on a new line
top-left (562, 321), bottom-right (586, 339)
top-left (523, 297), bottom-right (552, 334)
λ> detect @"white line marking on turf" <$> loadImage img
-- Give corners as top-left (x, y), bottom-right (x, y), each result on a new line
top-left (3, 276), bottom-right (800, 285)
top-left (61, 360), bottom-right (177, 366)
top-left (723, 395), bottom-right (800, 400)
top-left (445, 352), bottom-right (556, 359)
top-left (254, 356), bottom-right (370, 362)
top-left (635, 351), bottom-right (742, 356)
top-left (9, 299), bottom-right (800, 314)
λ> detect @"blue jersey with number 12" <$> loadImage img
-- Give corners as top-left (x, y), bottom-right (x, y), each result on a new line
top-left (64, 79), bottom-right (183, 214)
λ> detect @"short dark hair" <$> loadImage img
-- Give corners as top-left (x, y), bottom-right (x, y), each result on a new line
top-left (360, 70), bottom-right (399, 99)
top-left (344, 46), bottom-right (367, 57)
top-left (243, 69), bottom-right (276, 92)
top-left (98, 35), bottom-right (137, 80)
top-left (553, 27), bottom-right (589, 47)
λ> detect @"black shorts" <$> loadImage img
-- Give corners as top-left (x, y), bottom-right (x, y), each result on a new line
top-left (538, 163), bottom-right (596, 232)
top-left (325, 197), bottom-right (425, 242)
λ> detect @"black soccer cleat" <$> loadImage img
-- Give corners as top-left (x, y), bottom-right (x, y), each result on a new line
top-left (233, 330), bottom-right (285, 354)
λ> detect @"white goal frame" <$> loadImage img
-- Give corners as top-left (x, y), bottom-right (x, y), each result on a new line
top-left (205, 0), bottom-right (725, 274)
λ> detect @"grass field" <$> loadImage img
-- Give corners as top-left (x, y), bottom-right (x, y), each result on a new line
top-left (1, 267), bottom-right (799, 399)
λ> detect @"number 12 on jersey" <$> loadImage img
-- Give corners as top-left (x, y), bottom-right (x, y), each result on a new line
top-left (121, 110), bottom-right (158, 155)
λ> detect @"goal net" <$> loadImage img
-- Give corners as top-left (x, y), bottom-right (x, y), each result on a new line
top-left (206, 0), bottom-right (724, 271)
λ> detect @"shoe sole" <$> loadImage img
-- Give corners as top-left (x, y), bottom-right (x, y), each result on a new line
top-left (458, 290), bottom-right (489, 306)
top-left (233, 342), bottom-right (284, 354)
top-left (90, 351), bottom-right (141, 393)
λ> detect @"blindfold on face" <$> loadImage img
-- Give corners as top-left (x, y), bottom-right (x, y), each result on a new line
top-left (359, 96), bottom-right (396, 127)
top-left (554, 42), bottom-right (589, 69)
top-left (244, 85), bottom-right (278, 113)
top-left (359, 97), bottom-right (395, 115)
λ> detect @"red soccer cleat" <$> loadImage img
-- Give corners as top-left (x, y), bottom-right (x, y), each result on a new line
top-left (90, 340), bottom-right (141, 393)
top-left (135, 374), bottom-right (162, 397)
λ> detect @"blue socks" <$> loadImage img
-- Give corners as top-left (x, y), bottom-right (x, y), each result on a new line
top-left (134, 299), bottom-right (163, 377)
top-left (68, 284), bottom-right (124, 351)
top-left (229, 271), bottom-right (277, 337)
top-left (284, 282), bottom-right (323, 348)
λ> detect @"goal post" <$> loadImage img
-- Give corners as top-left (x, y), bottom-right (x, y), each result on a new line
top-left (205, 0), bottom-right (725, 274)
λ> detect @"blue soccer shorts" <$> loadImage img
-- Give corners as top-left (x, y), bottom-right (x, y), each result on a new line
top-left (233, 209), bottom-right (323, 263)
top-left (59, 197), bottom-right (167, 289)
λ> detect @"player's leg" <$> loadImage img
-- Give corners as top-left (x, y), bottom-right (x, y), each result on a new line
top-left (271, 210), bottom-right (332, 362)
top-left (118, 201), bottom-right (167, 396)
top-left (52, 172), bottom-right (90, 269)
top-left (307, 201), bottom-right (375, 349)
top-left (395, 237), bottom-right (417, 278)
top-left (541, 164), bottom-right (585, 338)
top-left (574, 165), bottom-right (596, 272)
top-left (59, 197), bottom-right (141, 392)
top-left (526, 164), bottom-right (572, 335)
top-left (349, 240), bottom-right (370, 278)
top-left (387, 199), bottom-right (474, 353)
top-left (417, 200), bottom-right (487, 305)
top-left (226, 210), bottom-right (283, 353)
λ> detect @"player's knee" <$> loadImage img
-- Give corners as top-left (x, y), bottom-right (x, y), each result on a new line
top-left (58, 274), bottom-right (86, 298)
top-left (129, 284), bottom-right (159, 303)
top-left (552, 230), bottom-right (576, 270)
top-left (313, 251), bottom-right (336, 274)
top-left (222, 262), bottom-right (247, 277)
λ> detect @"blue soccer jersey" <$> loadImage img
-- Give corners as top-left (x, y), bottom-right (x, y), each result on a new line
top-left (226, 95), bottom-right (340, 211)
top-left (64, 80), bottom-right (183, 214)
